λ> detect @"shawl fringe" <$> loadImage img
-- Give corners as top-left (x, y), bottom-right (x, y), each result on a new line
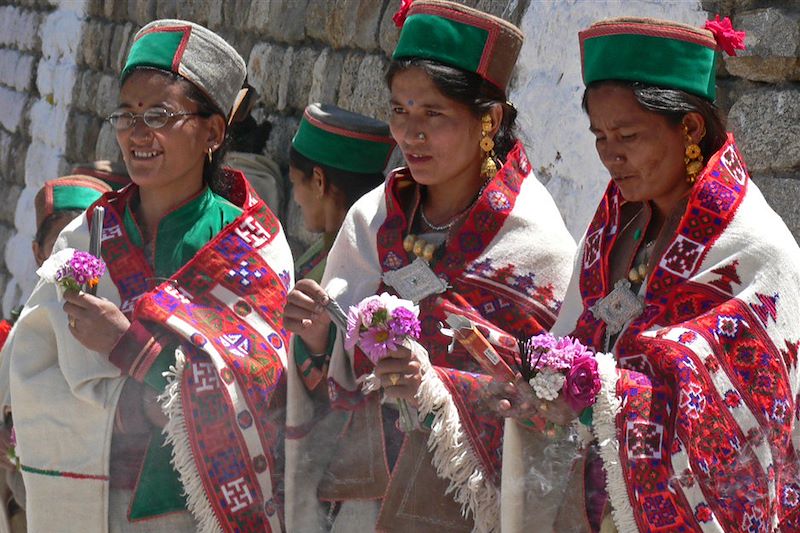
top-left (159, 348), bottom-right (223, 533)
top-left (591, 352), bottom-right (637, 533)
top-left (415, 364), bottom-right (499, 533)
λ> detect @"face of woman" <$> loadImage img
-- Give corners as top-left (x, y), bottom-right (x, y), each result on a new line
top-left (289, 165), bottom-right (325, 233)
top-left (586, 84), bottom-right (694, 216)
top-left (389, 68), bottom-right (482, 189)
top-left (115, 70), bottom-right (221, 194)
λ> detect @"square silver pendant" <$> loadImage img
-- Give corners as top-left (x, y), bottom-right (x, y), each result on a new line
top-left (590, 279), bottom-right (644, 335)
top-left (382, 257), bottom-right (447, 304)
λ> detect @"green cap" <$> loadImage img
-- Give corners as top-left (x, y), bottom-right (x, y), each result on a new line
top-left (122, 19), bottom-right (246, 118)
top-left (291, 103), bottom-right (395, 174)
top-left (34, 175), bottom-right (111, 229)
top-left (392, 0), bottom-right (523, 91)
top-left (580, 17), bottom-right (721, 101)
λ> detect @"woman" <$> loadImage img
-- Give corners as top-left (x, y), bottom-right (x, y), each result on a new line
top-left (5, 20), bottom-right (293, 532)
top-left (283, 2), bottom-right (575, 531)
top-left (290, 102), bottom-right (395, 284)
top-left (500, 16), bottom-right (800, 532)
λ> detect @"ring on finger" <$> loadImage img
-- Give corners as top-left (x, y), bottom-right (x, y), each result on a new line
top-left (389, 373), bottom-right (401, 386)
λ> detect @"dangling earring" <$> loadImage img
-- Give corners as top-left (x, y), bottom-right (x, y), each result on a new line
top-left (684, 126), bottom-right (704, 184)
top-left (480, 114), bottom-right (498, 179)
top-left (207, 147), bottom-right (214, 164)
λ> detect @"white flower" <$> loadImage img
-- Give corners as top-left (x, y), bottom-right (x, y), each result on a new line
top-left (36, 247), bottom-right (77, 283)
top-left (529, 368), bottom-right (566, 402)
top-left (377, 292), bottom-right (419, 318)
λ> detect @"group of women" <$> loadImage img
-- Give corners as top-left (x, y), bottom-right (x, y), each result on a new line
top-left (1, 1), bottom-right (798, 532)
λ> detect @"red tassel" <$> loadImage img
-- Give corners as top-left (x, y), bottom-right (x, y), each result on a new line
top-left (393, 0), bottom-right (414, 28)
top-left (704, 15), bottom-right (746, 56)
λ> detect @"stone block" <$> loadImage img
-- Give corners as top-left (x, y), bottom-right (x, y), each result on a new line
top-left (65, 112), bottom-right (102, 162)
top-left (81, 20), bottom-right (113, 71)
top-left (0, 6), bottom-right (42, 52)
top-left (207, 0), bottom-right (223, 30)
top-left (336, 51), bottom-right (364, 111)
top-left (221, 0), bottom-right (250, 30)
top-left (379, 0), bottom-right (401, 57)
top-left (176, 0), bottom-right (210, 25)
top-left (127, 0), bottom-right (156, 26)
top-left (95, 74), bottom-right (119, 118)
top-left (94, 121), bottom-right (121, 160)
top-left (307, 49), bottom-right (344, 107)
top-left (0, 50), bottom-right (35, 92)
top-left (156, 0), bottom-right (177, 19)
top-left (72, 69), bottom-right (97, 112)
top-left (728, 88), bottom-right (800, 173)
top-left (276, 47), bottom-right (295, 112)
top-left (7, 135), bottom-right (27, 186)
top-left (724, 8), bottom-right (800, 82)
top-left (348, 54), bottom-right (390, 120)
top-left (305, 0), bottom-right (381, 49)
top-left (248, 43), bottom-right (287, 109)
top-left (264, 113), bottom-right (299, 170)
top-left (103, 0), bottom-right (128, 22)
top-left (752, 176), bottom-right (800, 241)
top-left (109, 22), bottom-right (135, 72)
top-left (0, 87), bottom-right (28, 134)
top-left (264, 0), bottom-right (309, 43)
top-left (287, 47), bottom-right (319, 111)
top-left (0, 184), bottom-right (22, 225)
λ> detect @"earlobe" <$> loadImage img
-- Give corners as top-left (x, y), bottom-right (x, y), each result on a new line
top-left (488, 103), bottom-right (504, 137)
top-left (207, 114), bottom-right (226, 146)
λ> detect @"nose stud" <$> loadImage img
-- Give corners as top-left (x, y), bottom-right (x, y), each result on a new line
top-left (417, 132), bottom-right (426, 141)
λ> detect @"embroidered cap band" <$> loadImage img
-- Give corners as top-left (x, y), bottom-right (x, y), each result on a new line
top-left (292, 103), bottom-right (395, 174)
top-left (35, 176), bottom-right (112, 229)
top-left (121, 19), bottom-right (246, 118)
top-left (392, 0), bottom-right (523, 91)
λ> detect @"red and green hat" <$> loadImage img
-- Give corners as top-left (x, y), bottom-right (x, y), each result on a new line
top-left (392, 0), bottom-right (524, 92)
top-left (34, 175), bottom-right (111, 229)
top-left (121, 19), bottom-right (246, 118)
top-left (579, 16), bottom-right (746, 101)
top-left (291, 103), bottom-right (395, 174)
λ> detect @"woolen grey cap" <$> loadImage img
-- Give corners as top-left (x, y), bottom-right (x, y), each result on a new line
top-left (122, 19), bottom-right (247, 118)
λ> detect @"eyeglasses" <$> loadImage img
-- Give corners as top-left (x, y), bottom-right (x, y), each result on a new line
top-left (106, 107), bottom-right (209, 131)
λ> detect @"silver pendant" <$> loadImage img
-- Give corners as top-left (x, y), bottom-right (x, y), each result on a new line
top-left (382, 257), bottom-right (447, 304)
top-left (590, 279), bottom-right (644, 336)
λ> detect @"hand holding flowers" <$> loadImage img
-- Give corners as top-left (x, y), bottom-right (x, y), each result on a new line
top-left (345, 293), bottom-right (423, 431)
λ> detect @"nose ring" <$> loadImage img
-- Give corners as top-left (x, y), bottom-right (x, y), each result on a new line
top-left (417, 132), bottom-right (426, 141)
top-left (614, 155), bottom-right (623, 161)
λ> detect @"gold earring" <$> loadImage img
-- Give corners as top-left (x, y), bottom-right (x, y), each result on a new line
top-left (684, 127), bottom-right (704, 184)
top-left (480, 114), bottom-right (498, 178)
top-left (207, 147), bottom-right (214, 163)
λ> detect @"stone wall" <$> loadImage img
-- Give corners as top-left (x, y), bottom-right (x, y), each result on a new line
top-left (0, 0), bottom-right (797, 316)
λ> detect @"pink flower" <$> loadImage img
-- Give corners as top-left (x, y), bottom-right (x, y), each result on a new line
top-left (393, 0), bottom-right (414, 28)
top-left (389, 306), bottom-right (421, 338)
top-left (360, 327), bottom-right (401, 364)
top-left (563, 355), bottom-right (601, 412)
top-left (704, 15), bottom-right (746, 56)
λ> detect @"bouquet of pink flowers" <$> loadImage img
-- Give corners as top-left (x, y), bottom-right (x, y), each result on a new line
top-left (345, 293), bottom-right (421, 361)
top-left (516, 333), bottom-right (601, 413)
top-left (37, 248), bottom-right (106, 293)
top-left (345, 293), bottom-right (421, 430)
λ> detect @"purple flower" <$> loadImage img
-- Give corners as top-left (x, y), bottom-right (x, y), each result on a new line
top-left (389, 306), bottom-right (421, 339)
top-left (563, 355), bottom-right (601, 411)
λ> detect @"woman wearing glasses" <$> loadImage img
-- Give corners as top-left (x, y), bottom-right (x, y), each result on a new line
top-left (4, 20), bottom-right (293, 532)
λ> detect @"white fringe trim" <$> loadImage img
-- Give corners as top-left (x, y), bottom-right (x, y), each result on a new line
top-left (590, 352), bottom-right (638, 533)
top-left (159, 347), bottom-right (223, 533)
top-left (415, 364), bottom-right (500, 533)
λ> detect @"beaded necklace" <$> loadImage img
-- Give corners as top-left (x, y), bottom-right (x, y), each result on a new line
top-left (405, 176), bottom-right (493, 261)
